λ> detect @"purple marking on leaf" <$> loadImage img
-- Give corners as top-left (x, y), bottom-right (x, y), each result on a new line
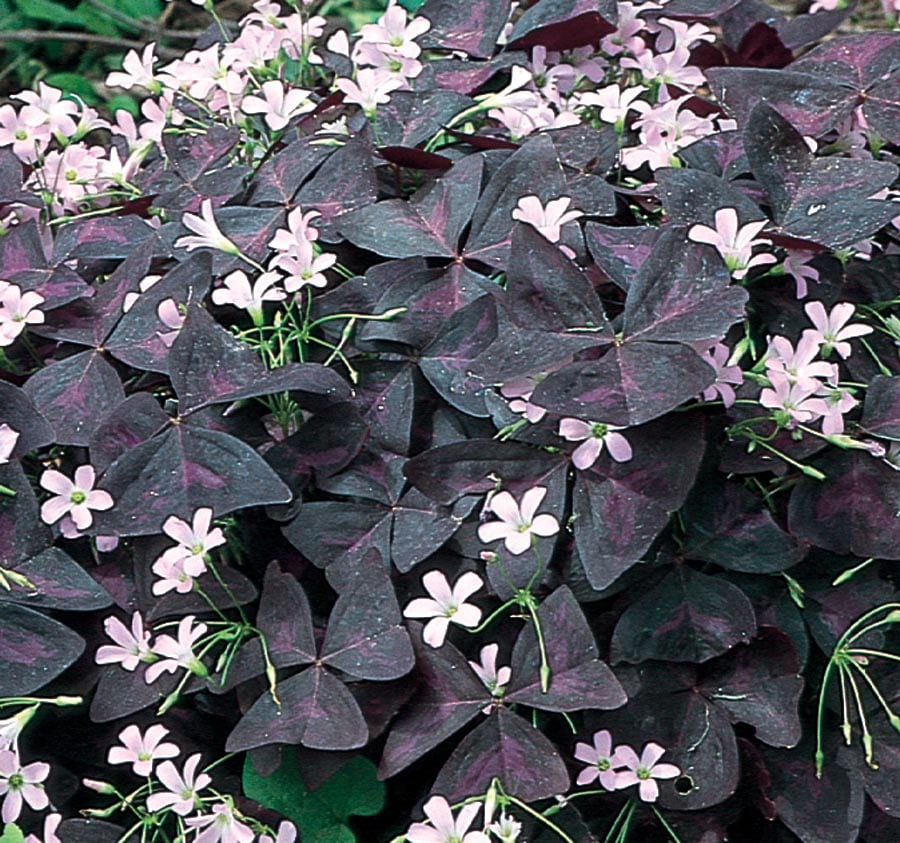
top-left (226, 666), bottom-right (368, 752)
top-left (677, 130), bottom-right (749, 180)
top-left (0, 219), bottom-right (47, 275)
top-left (0, 462), bottom-right (51, 567)
top-left (1, 547), bottom-right (112, 611)
top-left (247, 136), bottom-right (332, 206)
top-left (506, 586), bottom-right (627, 711)
top-left (23, 349), bottom-right (125, 446)
top-left (0, 382), bottom-right (54, 459)
top-left (257, 562), bottom-right (317, 668)
top-left (418, 0), bottom-right (511, 58)
top-left (52, 216), bottom-right (157, 262)
top-left (508, 0), bottom-right (617, 50)
top-left (375, 89), bottom-right (475, 148)
top-left (655, 169), bottom-right (763, 228)
top-left (611, 567), bottom-right (756, 664)
top-left (0, 602), bottom-right (84, 696)
top-left (788, 450), bottom-right (900, 560)
top-left (89, 393), bottom-right (170, 473)
top-left (96, 423), bottom-right (291, 536)
top-left (89, 662), bottom-right (178, 722)
top-left (432, 708), bottom-right (570, 802)
top-left (860, 374), bottom-right (900, 440)
top-left (584, 223), bottom-right (660, 291)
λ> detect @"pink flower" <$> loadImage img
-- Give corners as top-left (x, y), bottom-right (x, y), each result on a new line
top-left (273, 241), bottom-right (337, 292)
top-left (759, 371), bottom-right (828, 428)
top-left (269, 207), bottom-right (321, 252)
top-left (145, 616), bottom-right (209, 683)
top-left (403, 571), bottom-right (484, 648)
top-left (500, 377), bottom-right (546, 423)
top-left (405, 795), bottom-right (490, 843)
top-left (698, 342), bottom-right (744, 408)
top-left (803, 301), bottom-right (872, 360)
top-left (259, 821), bottom-right (298, 843)
top-left (477, 486), bottom-right (560, 555)
top-left (358, 3), bottom-right (431, 59)
top-left (0, 423), bottom-right (19, 464)
top-left (468, 643), bottom-right (511, 712)
top-left (108, 724), bottom-right (179, 777)
top-left (782, 250), bottom-right (819, 299)
top-left (185, 802), bottom-right (255, 843)
top-left (157, 298), bottom-right (185, 348)
top-left (578, 85), bottom-right (646, 129)
top-left (212, 270), bottom-right (286, 322)
top-left (106, 44), bottom-right (159, 92)
top-left (574, 730), bottom-right (620, 790)
top-left (152, 507), bottom-right (226, 596)
top-left (13, 82), bottom-right (79, 137)
top-left (241, 80), bottom-right (313, 131)
top-left (175, 199), bottom-right (240, 255)
top-left (764, 334), bottom-right (835, 389)
top-left (816, 384), bottom-right (858, 435)
top-left (0, 105), bottom-right (51, 163)
top-left (152, 553), bottom-right (207, 596)
top-left (96, 613), bottom-right (155, 672)
top-left (558, 418), bottom-right (633, 468)
top-left (511, 195), bottom-right (583, 243)
top-left (613, 742), bottom-right (681, 802)
top-left (146, 753), bottom-right (211, 816)
top-left (0, 281), bottom-right (45, 346)
top-left (39, 465), bottom-right (114, 530)
top-left (0, 750), bottom-right (50, 823)
top-left (687, 208), bottom-right (776, 279)
top-left (335, 69), bottom-right (404, 116)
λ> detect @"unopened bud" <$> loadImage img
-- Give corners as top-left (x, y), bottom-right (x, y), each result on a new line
top-left (83, 778), bottom-right (116, 794)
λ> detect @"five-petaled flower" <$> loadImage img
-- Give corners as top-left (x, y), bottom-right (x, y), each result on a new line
top-left (574, 729), bottom-right (621, 790)
top-left (96, 612), bottom-right (155, 671)
top-left (152, 507), bottom-right (226, 596)
top-left (558, 418), bottom-right (633, 468)
top-left (477, 486), bottom-right (560, 555)
top-left (185, 801), bottom-right (255, 843)
top-left (39, 464), bottom-right (114, 530)
top-left (175, 199), bottom-right (241, 256)
top-left (468, 643), bottom-right (512, 712)
top-left (107, 724), bottom-right (179, 777)
top-left (403, 570), bottom-right (484, 648)
top-left (613, 741), bottom-right (681, 803)
top-left (405, 794), bottom-right (490, 843)
top-left (512, 195), bottom-right (583, 243)
top-left (0, 281), bottom-right (45, 346)
top-left (803, 301), bottom-right (872, 359)
top-left (145, 615), bottom-right (209, 683)
top-left (687, 208), bottom-right (776, 279)
top-left (0, 750), bottom-right (49, 823)
top-left (146, 753), bottom-right (211, 816)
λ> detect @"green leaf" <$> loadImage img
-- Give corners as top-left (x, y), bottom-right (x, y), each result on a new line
top-left (243, 751), bottom-right (385, 842)
top-left (109, 96), bottom-right (140, 116)
top-left (398, 0), bottom-right (427, 9)
top-left (12, 0), bottom-right (85, 26)
top-left (0, 824), bottom-right (25, 843)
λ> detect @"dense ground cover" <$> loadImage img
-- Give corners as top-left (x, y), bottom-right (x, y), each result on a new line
top-left (3, 0), bottom-right (900, 841)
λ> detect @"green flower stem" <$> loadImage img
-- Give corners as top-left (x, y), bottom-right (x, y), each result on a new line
top-left (751, 438), bottom-right (826, 480)
top-left (846, 655), bottom-right (900, 736)
top-left (503, 793), bottom-right (574, 843)
top-left (815, 655), bottom-right (839, 776)
top-left (857, 337), bottom-right (893, 377)
top-left (650, 804), bottom-right (683, 843)
top-left (605, 800), bottom-right (636, 843)
top-left (832, 558), bottom-right (876, 586)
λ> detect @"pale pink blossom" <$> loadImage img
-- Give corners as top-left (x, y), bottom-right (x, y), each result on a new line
top-left (476, 66), bottom-right (537, 111)
top-left (687, 208), bottom-right (776, 279)
top-left (558, 418), bottom-right (633, 468)
top-left (358, 2), bottom-right (431, 59)
top-left (810, 0), bottom-right (841, 11)
top-left (529, 46), bottom-right (577, 104)
top-left (403, 570), bottom-right (484, 648)
top-left (106, 44), bottom-right (159, 92)
top-left (335, 69), bottom-right (404, 115)
top-left (621, 97), bottom-right (718, 171)
top-left (486, 811), bottom-right (522, 843)
top-left (578, 85), bottom-right (646, 128)
top-left (108, 724), bottom-right (179, 777)
top-left (160, 507), bottom-right (226, 566)
top-left (241, 80), bottom-right (314, 131)
top-left (96, 613), bottom-right (155, 671)
top-left (175, 199), bottom-right (240, 255)
top-left (613, 742), bottom-right (681, 802)
top-left (0, 750), bottom-right (50, 823)
top-left (782, 250), bottom-right (820, 299)
top-left (0, 282), bottom-right (45, 346)
top-left (0, 707), bottom-right (36, 755)
top-left (0, 424), bottom-right (18, 464)
top-left (146, 753), bottom-right (211, 816)
top-left (269, 207), bottom-right (321, 253)
top-left (259, 821), bottom-right (298, 843)
top-left (764, 334), bottom-right (836, 389)
top-left (0, 105), bottom-right (51, 162)
top-left (803, 301), bottom-right (872, 360)
top-left (574, 730), bottom-right (621, 789)
top-left (816, 383), bottom-right (858, 435)
top-left (698, 342), bottom-right (743, 407)
top-left (512, 195), bottom-right (583, 243)
top-left (500, 377), bottom-right (546, 423)
top-left (405, 795), bottom-right (490, 843)
top-left (39, 465), bottom-right (113, 530)
top-left (185, 802), bottom-right (254, 843)
top-left (760, 371), bottom-right (829, 428)
top-left (25, 811), bottom-right (61, 843)
top-left (14, 82), bottom-right (79, 137)
top-left (273, 241), bottom-right (336, 292)
top-left (468, 643), bottom-right (511, 712)
top-left (152, 553), bottom-right (207, 596)
top-left (621, 46), bottom-right (706, 91)
top-left (145, 615), bottom-right (209, 683)
top-left (600, 1), bottom-right (649, 56)
top-left (652, 18), bottom-right (716, 51)
top-left (212, 270), bottom-right (286, 321)
top-left (477, 486), bottom-right (560, 555)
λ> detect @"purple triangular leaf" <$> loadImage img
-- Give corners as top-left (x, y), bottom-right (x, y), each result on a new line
top-left (611, 567), bottom-right (756, 664)
top-left (339, 153), bottom-right (482, 258)
top-left (96, 423), bottom-right (292, 536)
top-left (23, 350), bottom-right (125, 446)
top-left (321, 576), bottom-right (414, 681)
top-left (0, 602), bottom-right (84, 695)
top-left (374, 89), bottom-right (475, 148)
top-left (432, 708), bottom-right (570, 802)
top-left (508, 0), bottom-right (616, 50)
top-left (584, 222), bottom-right (660, 290)
top-left (88, 393), bottom-right (170, 473)
top-left (89, 662), bottom-right (178, 722)
top-left (0, 547), bottom-right (112, 611)
top-left (418, 0), bottom-right (510, 58)
top-left (0, 382), bottom-right (54, 459)
top-left (52, 216), bottom-right (157, 262)
top-left (506, 586), bottom-right (627, 712)
top-left (531, 341), bottom-right (715, 426)
top-left (247, 136), bottom-right (332, 206)
top-left (226, 666), bottom-right (369, 752)
top-left (169, 305), bottom-right (350, 414)
top-left (655, 168), bottom-right (763, 227)
top-left (256, 562), bottom-right (317, 668)
top-left (860, 374), bottom-right (900, 440)
top-left (0, 462), bottom-right (51, 567)
top-left (788, 450), bottom-right (900, 559)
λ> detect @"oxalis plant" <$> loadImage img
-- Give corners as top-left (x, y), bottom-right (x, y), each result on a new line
top-left (3, 0), bottom-right (900, 840)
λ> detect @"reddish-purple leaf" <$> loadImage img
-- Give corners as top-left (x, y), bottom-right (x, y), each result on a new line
top-left (860, 374), bottom-right (900, 440)
top-left (169, 306), bottom-right (350, 414)
top-left (744, 104), bottom-right (899, 248)
top-left (256, 562), bottom-right (316, 667)
top-left (508, 0), bottom-right (616, 50)
top-left (247, 137), bottom-right (332, 206)
top-left (377, 146), bottom-right (453, 171)
top-left (0, 462), bottom-right (51, 567)
top-left (506, 587), bottom-right (627, 712)
top-left (52, 216), bottom-right (157, 262)
top-left (0, 602), bottom-right (84, 695)
top-left (375, 90), bottom-right (474, 148)
top-left (89, 393), bottom-right (170, 473)
top-left (0, 547), bottom-right (112, 611)
top-left (655, 169), bottom-right (762, 228)
top-left (23, 350), bottom-right (125, 446)
top-left (0, 382), bottom-right (54, 459)
top-left (611, 567), bottom-right (756, 664)
top-left (584, 223), bottom-right (660, 290)
top-left (432, 708), bottom-right (570, 802)
top-left (226, 666), bottom-right (369, 752)
top-left (418, 0), bottom-right (511, 58)
top-left (89, 662), bottom-right (178, 722)
top-left (96, 423), bottom-right (291, 536)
